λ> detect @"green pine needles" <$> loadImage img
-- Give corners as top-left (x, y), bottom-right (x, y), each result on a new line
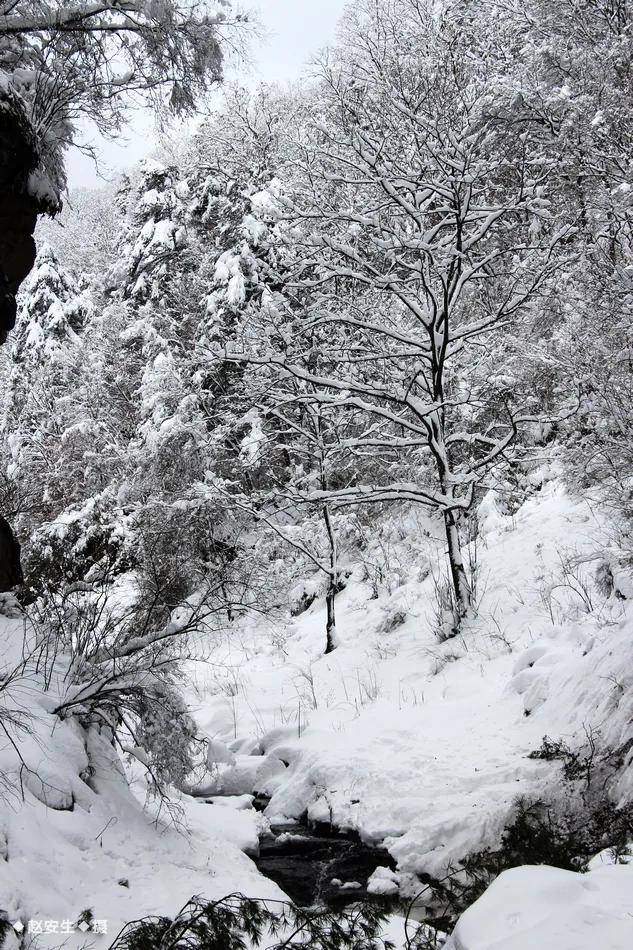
top-left (109, 894), bottom-right (395, 950)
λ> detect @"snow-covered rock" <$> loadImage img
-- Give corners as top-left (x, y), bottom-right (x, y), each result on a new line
top-left (193, 754), bottom-right (287, 797)
top-left (367, 866), bottom-right (399, 897)
top-left (206, 737), bottom-right (236, 768)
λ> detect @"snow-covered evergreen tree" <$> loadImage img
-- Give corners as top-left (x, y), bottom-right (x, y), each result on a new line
top-left (1, 245), bottom-right (91, 528)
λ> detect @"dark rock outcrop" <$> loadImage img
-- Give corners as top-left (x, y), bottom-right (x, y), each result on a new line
top-left (0, 88), bottom-right (61, 588)
top-left (0, 515), bottom-right (23, 592)
top-left (0, 87), bottom-right (53, 344)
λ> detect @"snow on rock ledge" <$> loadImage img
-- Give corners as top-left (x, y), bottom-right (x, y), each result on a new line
top-left (445, 863), bottom-right (633, 950)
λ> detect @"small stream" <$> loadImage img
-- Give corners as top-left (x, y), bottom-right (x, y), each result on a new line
top-left (254, 813), bottom-right (398, 909)
top-left (199, 789), bottom-right (399, 910)
top-left (201, 791), bottom-right (448, 932)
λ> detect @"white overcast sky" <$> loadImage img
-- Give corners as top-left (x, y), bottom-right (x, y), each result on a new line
top-left (66, 0), bottom-right (348, 190)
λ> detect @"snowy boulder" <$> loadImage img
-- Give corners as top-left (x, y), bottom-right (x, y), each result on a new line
top-left (206, 794), bottom-right (255, 811)
top-left (229, 736), bottom-right (263, 756)
top-left (612, 566), bottom-right (633, 600)
top-left (445, 863), bottom-right (633, 950)
top-left (477, 490), bottom-right (506, 536)
top-left (367, 866), bottom-right (399, 897)
top-left (206, 738), bottom-right (236, 769)
top-left (24, 769), bottom-right (74, 811)
top-left (217, 756), bottom-right (262, 796)
top-left (512, 645), bottom-right (549, 676)
top-left (194, 754), bottom-right (287, 797)
top-left (509, 667), bottom-right (540, 696)
top-left (254, 754), bottom-right (287, 796)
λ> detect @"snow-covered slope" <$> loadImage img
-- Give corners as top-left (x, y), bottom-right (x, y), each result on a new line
top-left (2, 480), bottom-right (632, 949)
top-left (0, 612), bottom-right (284, 949)
top-left (188, 478), bottom-right (633, 895)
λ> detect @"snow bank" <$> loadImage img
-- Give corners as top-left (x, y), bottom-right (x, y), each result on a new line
top-left (3, 477), bottom-right (633, 948)
top-left (446, 862), bottom-right (633, 950)
top-left (0, 614), bottom-right (285, 950)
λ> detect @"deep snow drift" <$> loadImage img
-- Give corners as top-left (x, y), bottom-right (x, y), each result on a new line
top-left (446, 858), bottom-right (633, 950)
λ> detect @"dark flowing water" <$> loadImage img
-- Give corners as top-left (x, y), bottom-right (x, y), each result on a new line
top-left (254, 819), bottom-right (397, 909)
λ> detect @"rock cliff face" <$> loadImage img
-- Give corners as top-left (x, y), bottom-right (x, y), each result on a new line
top-left (0, 515), bottom-right (23, 592)
top-left (0, 87), bottom-right (57, 586)
top-left (0, 87), bottom-right (53, 345)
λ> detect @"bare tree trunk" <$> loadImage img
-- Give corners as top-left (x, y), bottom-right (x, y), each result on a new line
top-left (430, 403), bottom-right (472, 628)
top-left (325, 577), bottom-right (336, 654)
top-left (323, 504), bottom-right (337, 654)
top-left (443, 506), bottom-right (471, 626)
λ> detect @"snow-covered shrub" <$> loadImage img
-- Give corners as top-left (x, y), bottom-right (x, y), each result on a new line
top-left (377, 604), bottom-right (408, 634)
top-left (30, 576), bottom-right (209, 795)
top-left (404, 925), bottom-right (447, 950)
top-left (133, 508), bottom-right (205, 623)
top-left (430, 571), bottom-right (460, 643)
top-left (289, 577), bottom-right (321, 617)
top-left (22, 496), bottom-right (135, 595)
top-left (133, 497), bottom-right (276, 633)
top-left (133, 682), bottom-right (198, 790)
top-left (595, 559), bottom-right (616, 599)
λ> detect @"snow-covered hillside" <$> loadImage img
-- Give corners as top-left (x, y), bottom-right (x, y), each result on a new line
top-left (0, 608), bottom-right (285, 950)
top-left (186, 479), bottom-right (633, 884)
top-left (3, 479), bottom-right (632, 949)
top-left (3, 2), bottom-right (633, 948)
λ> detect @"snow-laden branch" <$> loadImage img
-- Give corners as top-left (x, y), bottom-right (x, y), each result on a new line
top-left (0, 1), bottom-right (224, 35)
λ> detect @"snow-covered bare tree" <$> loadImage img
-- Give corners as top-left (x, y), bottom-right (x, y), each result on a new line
top-left (229, 362), bottom-right (363, 654)
top-left (36, 182), bottom-right (122, 277)
top-left (229, 0), bottom-right (571, 631)
top-left (0, 0), bottom-right (246, 149)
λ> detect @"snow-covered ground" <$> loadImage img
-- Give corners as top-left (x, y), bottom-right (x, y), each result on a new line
top-left (189, 481), bottom-right (633, 879)
top-left (0, 614), bottom-right (284, 950)
top-left (446, 858), bottom-right (633, 950)
top-left (2, 479), bottom-right (633, 948)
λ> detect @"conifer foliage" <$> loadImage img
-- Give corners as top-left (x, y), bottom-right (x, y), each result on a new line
top-left (110, 895), bottom-right (394, 950)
